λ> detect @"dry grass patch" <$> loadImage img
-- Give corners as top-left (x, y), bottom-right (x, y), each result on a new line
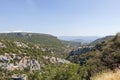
top-left (91, 70), bottom-right (120, 80)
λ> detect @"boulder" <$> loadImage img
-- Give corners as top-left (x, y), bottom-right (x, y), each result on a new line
top-left (0, 42), bottom-right (6, 48)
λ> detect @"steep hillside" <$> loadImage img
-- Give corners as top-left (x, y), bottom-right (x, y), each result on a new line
top-left (98, 33), bottom-right (120, 70)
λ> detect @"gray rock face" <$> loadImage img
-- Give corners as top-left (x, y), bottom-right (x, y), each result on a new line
top-left (0, 53), bottom-right (40, 71)
top-left (11, 74), bottom-right (27, 80)
top-left (30, 59), bottom-right (40, 72)
top-left (14, 41), bottom-right (28, 48)
top-left (43, 56), bottom-right (70, 64)
top-left (0, 55), bottom-right (8, 61)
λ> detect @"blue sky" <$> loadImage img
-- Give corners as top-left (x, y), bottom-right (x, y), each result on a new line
top-left (0, 0), bottom-right (120, 36)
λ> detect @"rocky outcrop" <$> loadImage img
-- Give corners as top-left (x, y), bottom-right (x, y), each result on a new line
top-left (11, 74), bottom-right (27, 80)
top-left (56, 58), bottom-right (70, 64)
top-left (41, 48), bottom-right (55, 53)
top-left (0, 53), bottom-right (40, 71)
top-left (30, 59), bottom-right (40, 71)
top-left (14, 41), bottom-right (28, 48)
top-left (43, 56), bottom-right (70, 64)
top-left (0, 42), bottom-right (6, 48)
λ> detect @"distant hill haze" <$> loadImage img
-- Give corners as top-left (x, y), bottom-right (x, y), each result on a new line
top-left (58, 36), bottom-right (100, 43)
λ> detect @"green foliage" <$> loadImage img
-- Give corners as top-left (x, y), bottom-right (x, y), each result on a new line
top-left (28, 64), bottom-right (81, 80)
top-left (101, 36), bottom-right (120, 70)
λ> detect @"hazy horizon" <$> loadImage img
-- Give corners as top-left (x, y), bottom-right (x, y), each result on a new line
top-left (0, 0), bottom-right (120, 36)
top-left (0, 31), bottom-right (115, 37)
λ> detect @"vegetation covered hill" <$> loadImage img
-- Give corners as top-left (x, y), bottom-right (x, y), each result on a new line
top-left (0, 32), bottom-right (65, 53)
